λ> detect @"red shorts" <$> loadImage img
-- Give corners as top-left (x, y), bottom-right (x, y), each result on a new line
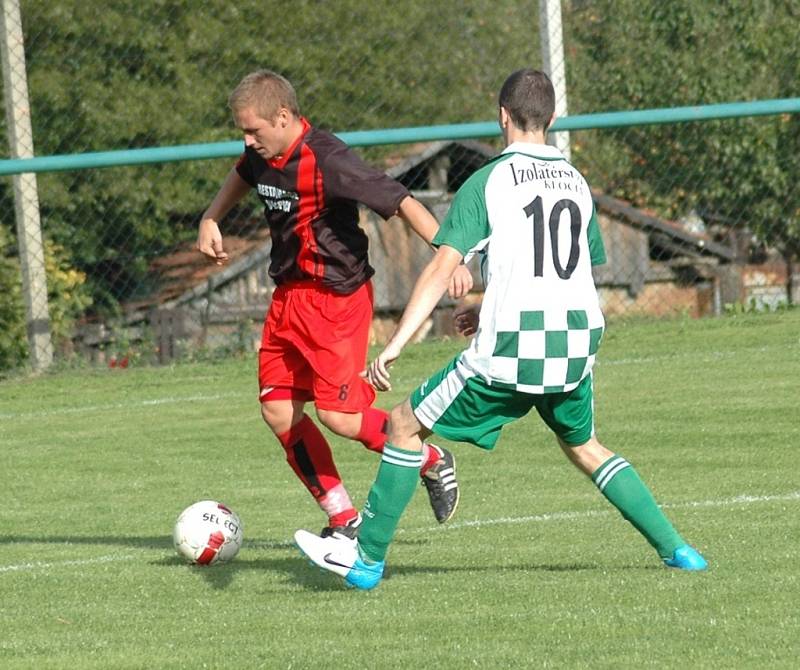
top-left (258, 280), bottom-right (376, 412)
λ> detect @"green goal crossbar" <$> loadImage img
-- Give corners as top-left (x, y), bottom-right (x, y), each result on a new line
top-left (1, 97), bottom-right (799, 176)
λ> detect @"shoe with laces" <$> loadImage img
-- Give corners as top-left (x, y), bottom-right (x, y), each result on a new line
top-left (294, 529), bottom-right (384, 590)
top-left (421, 444), bottom-right (459, 524)
top-left (663, 544), bottom-right (708, 571)
top-left (319, 513), bottom-right (362, 541)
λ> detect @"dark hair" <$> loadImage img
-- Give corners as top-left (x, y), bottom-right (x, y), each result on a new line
top-left (229, 69), bottom-right (300, 119)
top-left (498, 69), bottom-right (555, 132)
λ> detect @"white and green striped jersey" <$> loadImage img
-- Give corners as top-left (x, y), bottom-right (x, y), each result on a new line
top-left (433, 142), bottom-right (606, 394)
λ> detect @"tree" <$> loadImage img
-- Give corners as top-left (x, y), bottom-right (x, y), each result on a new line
top-left (566, 0), bottom-right (800, 298)
top-left (10, 0), bottom-right (536, 313)
top-left (1, 0), bottom-right (798, 365)
top-left (0, 224), bottom-right (92, 373)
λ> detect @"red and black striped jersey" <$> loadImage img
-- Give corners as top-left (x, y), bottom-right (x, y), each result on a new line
top-left (236, 118), bottom-right (409, 294)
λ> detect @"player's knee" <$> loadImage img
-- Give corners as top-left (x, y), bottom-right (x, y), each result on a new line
top-left (260, 402), bottom-right (283, 431)
top-left (260, 388), bottom-right (308, 434)
top-left (559, 435), bottom-right (612, 474)
top-left (260, 400), bottom-right (298, 435)
top-left (315, 408), bottom-right (359, 438)
top-left (388, 400), bottom-right (421, 443)
top-left (314, 407), bottom-right (339, 432)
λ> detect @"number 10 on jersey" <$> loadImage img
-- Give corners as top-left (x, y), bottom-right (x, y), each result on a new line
top-left (523, 196), bottom-right (582, 280)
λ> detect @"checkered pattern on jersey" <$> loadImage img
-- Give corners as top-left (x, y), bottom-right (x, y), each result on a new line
top-left (490, 309), bottom-right (603, 394)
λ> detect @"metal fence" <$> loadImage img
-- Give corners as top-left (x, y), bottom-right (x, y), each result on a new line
top-left (1, 0), bottom-right (799, 372)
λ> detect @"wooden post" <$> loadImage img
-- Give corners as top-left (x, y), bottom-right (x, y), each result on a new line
top-left (1, 0), bottom-right (52, 369)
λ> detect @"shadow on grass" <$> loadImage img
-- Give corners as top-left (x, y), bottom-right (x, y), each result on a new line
top-left (0, 535), bottom-right (429, 551)
top-left (1, 534), bottom-right (333, 592)
top-left (2, 534), bottom-right (655, 592)
top-left (283, 560), bottom-right (620, 592)
top-left (151, 553), bottom-right (332, 590)
top-left (149, 555), bottom-right (602, 594)
top-left (1, 534), bottom-right (402, 592)
top-left (149, 537), bottom-right (435, 591)
top-left (386, 561), bottom-right (602, 578)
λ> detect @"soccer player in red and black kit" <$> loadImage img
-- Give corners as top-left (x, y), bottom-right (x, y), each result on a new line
top-left (196, 70), bottom-right (471, 539)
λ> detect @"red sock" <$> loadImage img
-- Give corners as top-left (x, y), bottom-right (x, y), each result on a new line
top-left (421, 442), bottom-right (442, 474)
top-left (276, 415), bottom-right (357, 523)
top-left (356, 407), bottom-right (389, 453)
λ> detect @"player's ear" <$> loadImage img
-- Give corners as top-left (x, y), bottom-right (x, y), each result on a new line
top-left (274, 108), bottom-right (290, 128)
top-left (498, 106), bottom-right (510, 130)
top-left (545, 112), bottom-right (556, 132)
top-left (270, 107), bottom-right (289, 128)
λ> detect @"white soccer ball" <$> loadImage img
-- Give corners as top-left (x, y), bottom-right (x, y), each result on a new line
top-left (173, 500), bottom-right (243, 565)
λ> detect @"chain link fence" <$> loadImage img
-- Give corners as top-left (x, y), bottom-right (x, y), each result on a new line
top-left (1, 0), bottom-right (798, 372)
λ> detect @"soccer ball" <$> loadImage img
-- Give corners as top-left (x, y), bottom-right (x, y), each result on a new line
top-left (173, 500), bottom-right (243, 565)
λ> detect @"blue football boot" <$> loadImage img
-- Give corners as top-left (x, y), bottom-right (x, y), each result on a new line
top-left (663, 544), bottom-right (708, 571)
top-left (295, 529), bottom-right (385, 590)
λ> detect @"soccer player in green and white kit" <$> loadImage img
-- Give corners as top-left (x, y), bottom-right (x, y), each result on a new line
top-left (295, 69), bottom-right (707, 589)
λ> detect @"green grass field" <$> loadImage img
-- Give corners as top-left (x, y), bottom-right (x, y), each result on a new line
top-left (2, 311), bottom-right (799, 669)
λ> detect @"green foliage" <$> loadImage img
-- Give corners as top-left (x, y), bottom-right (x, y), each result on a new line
top-left (567, 0), bottom-right (800, 257)
top-left (1, 1), bottom-right (799, 368)
top-left (44, 239), bottom-right (94, 341)
top-left (0, 223), bottom-right (93, 371)
top-left (0, 226), bottom-right (26, 370)
top-left (9, 0), bottom-right (539, 315)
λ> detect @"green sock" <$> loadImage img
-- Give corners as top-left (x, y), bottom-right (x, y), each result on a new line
top-left (358, 443), bottom-right (423, 563)
top-left (592, 455), bottom-right (685, 559)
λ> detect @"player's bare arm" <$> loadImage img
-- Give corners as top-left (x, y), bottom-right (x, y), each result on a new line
top-left (197, 167), bottom-right (251, 265)
top-left (367, 245), bottom-right (464, 391)
top-left (395, 195), bottom-right (473, 299)
top-left (396, 194), bottom-right (438, 243)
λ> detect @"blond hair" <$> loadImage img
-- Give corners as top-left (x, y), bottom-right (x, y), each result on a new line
top-left (228, 70), bottom-right (300, 120)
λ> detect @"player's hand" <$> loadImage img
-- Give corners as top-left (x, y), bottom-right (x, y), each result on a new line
top-left (366, 342), bottom-right (402, 392)
top-left (196, 218), bottom-right (229, 265)
top-left (454, 303), bottom-right (480, 337)
top-left (447, 264), bottom-right (473, 299)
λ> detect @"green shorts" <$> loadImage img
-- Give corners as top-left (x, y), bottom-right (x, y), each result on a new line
top-left (410, 355), bottom-right (595, 450)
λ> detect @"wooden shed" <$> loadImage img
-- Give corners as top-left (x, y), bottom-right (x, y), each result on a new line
top-left (96, 140), bottom-right (791, 361)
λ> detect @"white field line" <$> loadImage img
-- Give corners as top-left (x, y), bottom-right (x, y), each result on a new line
top-left (3, 490), bottom-right (798, 575)
top-left (596, 345), bottom-right (778, 368)
top-left (1, 343), bottom-right (782, 420)
top-left (0, 391), bottom-right (246, 421)
top-left (0, 553), bottom-right (136, 574)
top-left (401, 489), bottom-right (800, 535)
